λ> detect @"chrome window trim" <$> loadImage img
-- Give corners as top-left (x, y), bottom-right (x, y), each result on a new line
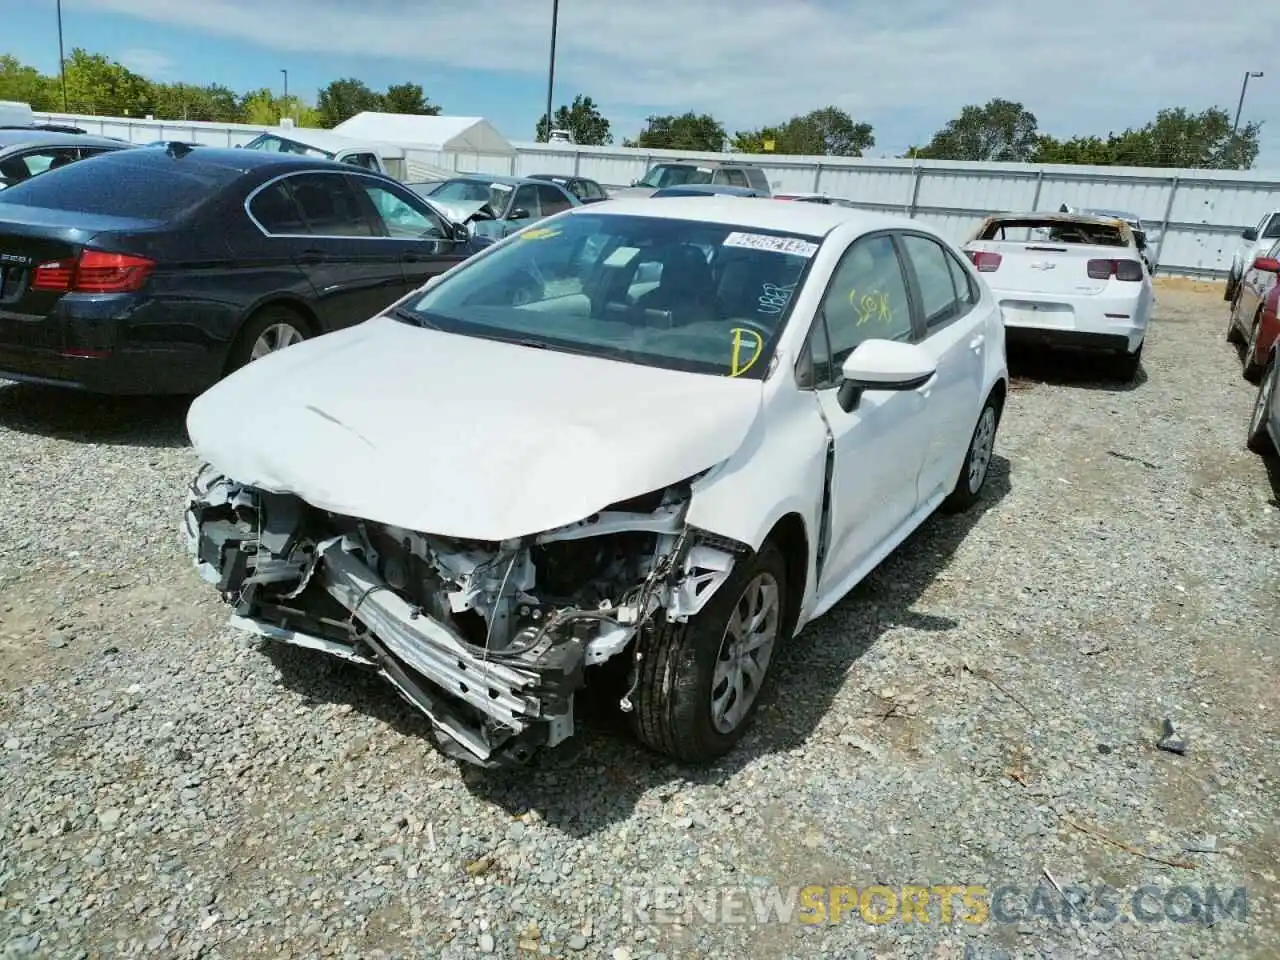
top-left (243, 168), bottom-right (450, 241)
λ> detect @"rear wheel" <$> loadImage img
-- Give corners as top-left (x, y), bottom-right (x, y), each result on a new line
top-left (227, 305), bottom-right (310, 374)
top-left (1111, 343), bottom-right (1143, 383)
top-left (1226, 300), bottom-right (1244, 344)
top-left (631, 541), bottom-right (787, 763)
top-left (1247, 355), bottom-right (1278, 457)
top-left (1224, 270), bottom-right (1238, 303)
top-left (941, 392), bottom-right (1001, 514)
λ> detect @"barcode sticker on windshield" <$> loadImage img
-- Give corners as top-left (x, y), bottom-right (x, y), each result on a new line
top-left (723, 232), bottom-right (819, 258)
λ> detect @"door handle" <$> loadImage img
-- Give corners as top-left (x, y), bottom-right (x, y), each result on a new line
top-left (299, 249), bottom-right (325, 265)
top-left (969, 334), bottom-right (985, 350)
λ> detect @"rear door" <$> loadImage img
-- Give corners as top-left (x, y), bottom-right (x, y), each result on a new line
top-left (274, 171), bottom-right (405, 329)
top-left (897, 231), bottom-right (986, 505)
top-left (352, 176), bottom-right (471, 294)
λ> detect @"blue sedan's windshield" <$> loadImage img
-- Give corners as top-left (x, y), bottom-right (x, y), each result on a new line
top-left (431, 179), bottom-right (512, 211)
top-left (399, 212), bottom-right (821, 379)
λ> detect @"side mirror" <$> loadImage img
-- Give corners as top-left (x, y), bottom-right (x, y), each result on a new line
top-left (836, 340), bottom-right (937, 413)
top-left (1253, 256), bottom-right (1280, 273)
top-left (1242, 227), bottom-right (1258, 241)
top-left (451, 221), bottom-right (471, 243)
top-left (1132, 230), bottom-right (1147, 250)
top-left (509, 208), bottom-right (531, 221)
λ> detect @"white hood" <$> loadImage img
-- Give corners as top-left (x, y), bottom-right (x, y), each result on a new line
top-left (186, 316), bottom-right (764, 542)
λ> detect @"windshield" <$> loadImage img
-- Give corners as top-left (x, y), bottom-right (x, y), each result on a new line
top-left (398, 211), bottom-right (820, 379)
top-left (431, 179), bottom-right (513, 212)
top-left (636, 164), bottom-right (713, 189)
top-left (242, 133), bottom-right (332, 159)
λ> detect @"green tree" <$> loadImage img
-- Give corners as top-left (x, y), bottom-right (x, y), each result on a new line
top-left (150, 82), bottom-right (243, 122)
top-left (0, 55), bottom-right (59, 111)
top-left (733, 106), bottom-right (874, 156)
top-left (61, 48), bottom-right (154, 116)
top-left (1031, 108), bottom-right (1262, 169)
top-left (316, 77), bottom-right (384, 127)
top-left (916, 98), bottom-right (1040, 162)
top-left (239, 88), bottom-right (319, 127)
top-left (632, 112), bottom-right (726, 152)
top-left (382, 82), bottom-right (439, 116)
top-left (534, 93), bottom-right (613, 145)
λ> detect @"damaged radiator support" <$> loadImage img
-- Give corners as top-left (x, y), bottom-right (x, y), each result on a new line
top-left (185, 468), bottom-right (743, 767)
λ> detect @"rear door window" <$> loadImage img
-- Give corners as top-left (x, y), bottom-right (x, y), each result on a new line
top-left (249, 180), bottom-right (309, 235)
top-left (287, 172), bottom-right (374, 237)
top-left (344, 153), bottom-right (380, 171)
top-left (744, 167), bottom-right (770, 192)
top-left (721, 168), bottom-right (749, 187)
top-left (900, 233), bottom-right (961, 329)
top-left (510, 184), bottom-right (541, 220)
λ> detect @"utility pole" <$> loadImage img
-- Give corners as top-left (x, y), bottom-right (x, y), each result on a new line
top-left (56, 0), bottom-right (68, 111)
top-left (543, 0), bottom-right (559, 142)
top-left (281, 69), bottom-right (289, 120)
top-left (1233, 70), bottom-right (1263, 133)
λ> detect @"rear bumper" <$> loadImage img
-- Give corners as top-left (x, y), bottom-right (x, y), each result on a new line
top-left (995, 291), bottom-right (1148, 354)
top-left (1003, 327), bottom-right (1134, 355)
top-left (0, 296), bottom-right (226, 394)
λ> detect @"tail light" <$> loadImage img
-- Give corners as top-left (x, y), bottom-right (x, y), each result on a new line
top-left (30, 249), bottom-right (155, 293)
top-left (966, 250), bottom-right (1002, 272)
top-left (1087, 258), bottom-right (1143, 282)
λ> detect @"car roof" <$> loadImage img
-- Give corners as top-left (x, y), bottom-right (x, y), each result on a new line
top-left (654, 184), bottom-right (759, 196)
top-left (567, 196), bottom-right (909, 236)
top-left (74, 144), bottom-right (390, 177)
top-left (527, 173), bottom-right (580, 182)
top-left (0, 129), bottom-right (129, 150)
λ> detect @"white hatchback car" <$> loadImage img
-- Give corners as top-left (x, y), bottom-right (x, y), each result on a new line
top-left (183, 198), bottom-right (1009, 768)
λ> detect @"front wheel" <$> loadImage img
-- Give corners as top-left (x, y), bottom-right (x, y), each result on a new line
top-left (631, 541), bottom-right (788, 763)
top-left (1224, 271), bottom-right (1238, 303)
top-left (941, 393), bottom-right (1001, 514)
top-left (1246, 356), bottom-right (1278, 457)
top-left (1226, 300), bottom-right (1245, 344)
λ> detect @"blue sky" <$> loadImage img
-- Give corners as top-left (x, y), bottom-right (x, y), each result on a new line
top-left (7, 0), bottom-right (1279, 168)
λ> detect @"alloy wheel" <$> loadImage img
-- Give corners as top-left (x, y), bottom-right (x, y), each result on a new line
top-left (250, 322), bottom-right (305, 361)
top-left (710, 572), bottom-right (780, 734)
top-left (968, 406), bottom-right (997, 494)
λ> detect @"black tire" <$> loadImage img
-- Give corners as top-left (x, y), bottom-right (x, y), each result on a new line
top-left (1226, 301), bottom-right (1245, 344)
top-left (226, 304), bottom-right (310, 374)
top-left (1110, 343), bottom-right (1143, 383)
top-left (1224, 272), bottom-right (1237, 303)
top-left (1246, 356), bottom-right (1278, 457)
top-left (941, 391), bottom-right (1002, 514)
top-left (631, 540), bottom-right (788, 763)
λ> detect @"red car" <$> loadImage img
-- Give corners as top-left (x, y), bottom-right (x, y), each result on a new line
top-left (1226, 238), bottom-right (1280, 382)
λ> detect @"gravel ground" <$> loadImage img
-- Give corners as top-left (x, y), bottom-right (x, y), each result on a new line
top-left (1, 281), bottom-right (1277, 960)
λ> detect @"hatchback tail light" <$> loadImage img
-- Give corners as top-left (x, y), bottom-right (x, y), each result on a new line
top-left (967, 250), bottom-right (1002, 272)
top-left (30, 249), bottom-right (156, 293)
top-left (1086, 258), bottom-right (1143, 282)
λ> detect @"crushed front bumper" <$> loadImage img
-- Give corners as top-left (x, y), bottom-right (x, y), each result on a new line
top-left (185, 496), bottom-right (582, 768)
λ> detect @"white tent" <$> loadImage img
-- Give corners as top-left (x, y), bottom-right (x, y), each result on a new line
top-left (332, 113), bottom-right (515, 155)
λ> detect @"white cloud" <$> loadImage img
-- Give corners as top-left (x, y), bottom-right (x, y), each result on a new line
top-left (75, 0), bottom-right (1277, 156)
top-left (116, 47), bottom-right (174, 78)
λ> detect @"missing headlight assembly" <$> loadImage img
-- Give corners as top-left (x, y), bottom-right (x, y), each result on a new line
top-left (182, 463), bottom-right (743, 767)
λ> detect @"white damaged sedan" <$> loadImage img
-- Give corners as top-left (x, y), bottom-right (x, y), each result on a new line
top-left (183, 197), bottom-right (1009, 768)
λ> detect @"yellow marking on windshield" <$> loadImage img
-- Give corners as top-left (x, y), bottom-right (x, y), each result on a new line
top-left (521, 227), bottom-right (561, 240)
top-left (729, 328), bottom-right (765, 377)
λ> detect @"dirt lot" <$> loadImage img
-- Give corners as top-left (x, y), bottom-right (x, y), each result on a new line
top-left (0, 282), bottom-right (1277, 959)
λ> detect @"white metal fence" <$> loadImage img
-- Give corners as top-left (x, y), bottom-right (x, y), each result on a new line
top-left (35, 111), bottom-right (1280, 279)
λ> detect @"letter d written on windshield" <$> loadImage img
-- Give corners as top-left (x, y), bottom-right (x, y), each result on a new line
top-left (730, 328), bottom-right (764, 377)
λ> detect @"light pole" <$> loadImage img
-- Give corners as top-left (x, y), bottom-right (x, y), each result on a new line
top-left (280, 69), bottom-right (289, 121)
top-left (56, 0), bottom-right (67, 112)
top-left (543, 0), bottom-right (559, 142)
top-left (1233, 70), bottom-right (1263, 133)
